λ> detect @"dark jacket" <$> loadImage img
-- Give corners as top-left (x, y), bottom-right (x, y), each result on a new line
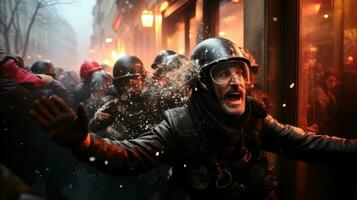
top-left (73, 98), bottom-right (357, 199)
top-left (0, 79), bottom-right (41, 185)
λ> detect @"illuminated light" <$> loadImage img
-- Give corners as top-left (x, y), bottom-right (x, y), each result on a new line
top-left (105, 38), bottom-right (113, 43)
top-left (290, 83), bottom-right (295, 88)
top-left (282, 103), bottom-right (287, 107)
top-left (141, 10), bottom-right (154, 27)
top-left (309, 46), bottom-right (318, 52)
top-left (159, 1), bottom-right (169, 12)
top-left (45, 59), bottom-right (51, 63)
top-left (103, 60), bottom-right (110, 65)
top-left (111, 47), bottom-right (126, 61)
top-left (219, 31), bottom-right (226, 36)
top-left (232, 0), bottom-right (240, 2)
top-left (27, 55), bottom-right (31, 59)
top-left (37, 54), bottom-right (42, 59)
top-left (323, 14), bottom-right (329, 19)
top-left (89, 49), bottom-right (96, 53)
top-left (347, 56), bottom-right (354, 62)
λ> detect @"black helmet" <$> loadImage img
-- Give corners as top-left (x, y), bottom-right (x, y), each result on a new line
top-left (90, 70), bottom-right (113, 93)
top-left (153, 54), bottom-right (188, 78)
top-left (190, 38), bottom-right (251, 90)
top-left (113, 55), bottom-right (146, 81)
top-left (191, 38), bottom-right (250, 74)
top-left (151, 50), bottom-right (176, 70)
top-left (31, 60), bottom-right (56, 78)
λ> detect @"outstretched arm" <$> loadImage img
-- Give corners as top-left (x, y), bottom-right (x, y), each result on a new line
top-left (261, 114), bottom-right (357, 167)
top-left (30, 95), bottom-right (173, 176)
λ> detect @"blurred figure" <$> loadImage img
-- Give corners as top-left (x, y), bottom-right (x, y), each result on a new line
top-left (152, 53), bottom-right (188, 86)
top-left (100, 63), bottom-right (112, 75)
top-left (55, 67), bottom-right (65, 80)
top-left (308, 67), bottom-right (340, 134)
top-left (59, 71), bottom-right (80, 91)
top-left (0, 55), bottom-right (43, 187)
top-left (72, 60), bottom-right (102, 107)
top-left (31, 61), bottom-right (56, 79)
top-left (30, 60), bottom-right (72, 105)
top-left (14, 55), bottom-right (25, 69)
top-left (151, 50), bottom-right (176, 71)
top-left (88, 55), bottom-right (168, 200)
top-left (29, 60), bottom-right (79, 200)
top-left (84, 70), bottom-right (113, 120)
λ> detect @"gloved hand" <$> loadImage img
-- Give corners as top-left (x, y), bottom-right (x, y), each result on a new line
top-left (31, 95), bottom-right (89, 148)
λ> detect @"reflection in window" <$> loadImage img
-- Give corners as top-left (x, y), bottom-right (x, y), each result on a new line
top-left (219, 0), bottom-right (244, 47)
top-left (299, 0), bottom-right (357, 136)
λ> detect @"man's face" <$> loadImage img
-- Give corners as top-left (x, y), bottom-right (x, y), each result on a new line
top-left (325, 75), bottom-right (338, 91)
top-left (121, 76), bottom-right (145, 94)
top-left (211, 62), bottom-right (249, 117)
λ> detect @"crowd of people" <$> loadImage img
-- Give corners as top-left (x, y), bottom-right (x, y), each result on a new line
top-left (1, 37), bottom-right (357, 200)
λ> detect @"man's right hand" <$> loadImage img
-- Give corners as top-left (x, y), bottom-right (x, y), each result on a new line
top-left (30, 95), bottom-right (89, 148)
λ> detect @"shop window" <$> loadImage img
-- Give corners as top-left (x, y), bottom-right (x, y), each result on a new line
top-left (167, 20), bottom-right (185, 54)
top-left (219, 0), bottom-right (244, 47)
top-left (299, 0), bottom-right (357, 136)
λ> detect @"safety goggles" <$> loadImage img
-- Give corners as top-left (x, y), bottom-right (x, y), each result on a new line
top-left (209, 61), bottom-right (250, 85)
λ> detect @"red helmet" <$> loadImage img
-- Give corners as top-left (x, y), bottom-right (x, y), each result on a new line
top-left (80, 60), bottom-right (102, 79)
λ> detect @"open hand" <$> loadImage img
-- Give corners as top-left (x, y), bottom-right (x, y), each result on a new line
top-left (30, 95), bottom-right (89, 148)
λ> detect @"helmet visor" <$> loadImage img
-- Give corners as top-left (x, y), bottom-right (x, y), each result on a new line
top-left (210, 61), bottom-right (250, 85)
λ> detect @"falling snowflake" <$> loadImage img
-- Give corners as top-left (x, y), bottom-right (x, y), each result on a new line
top-left (289, 83), bottom-right (295, 88)
top-left (155, 152), bottom-right (160, 156)
top-left (104, 160), bottom-right (109, 165)
top-left (89, 156), bottom-right (96, 162)
top-left (282, 103), bottom-right (287, 107)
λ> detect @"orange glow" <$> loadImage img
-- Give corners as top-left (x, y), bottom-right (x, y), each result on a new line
top-left (232, 0), bottom-right (240, 3)
top-left (309, 46), bottom-right (318, 52)
top-left (302, 3), bottom-right (321, 15)
top-left (323, 14), bottom-right (329, 19)
top-left (159, 1), bottom-right (169, 12)
top-left (347, 56), bottom-right (354, 62)
top-left (111, 47), bottom-right (126, 61)
top-left (89, 49), bottom-right (96, 53)
top-left (141, 10), bottom-right (154, 28)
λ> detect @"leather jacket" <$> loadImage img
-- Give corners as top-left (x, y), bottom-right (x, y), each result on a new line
top-left (73, 100), bottom-right (357, 199)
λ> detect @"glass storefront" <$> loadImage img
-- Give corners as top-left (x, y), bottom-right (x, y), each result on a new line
top-left (299, 0), bottom-right (357, 134)
top-left (298, 0), bottom-right (357, 199)
top-left (219, 0), bottom-right (244, 47)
